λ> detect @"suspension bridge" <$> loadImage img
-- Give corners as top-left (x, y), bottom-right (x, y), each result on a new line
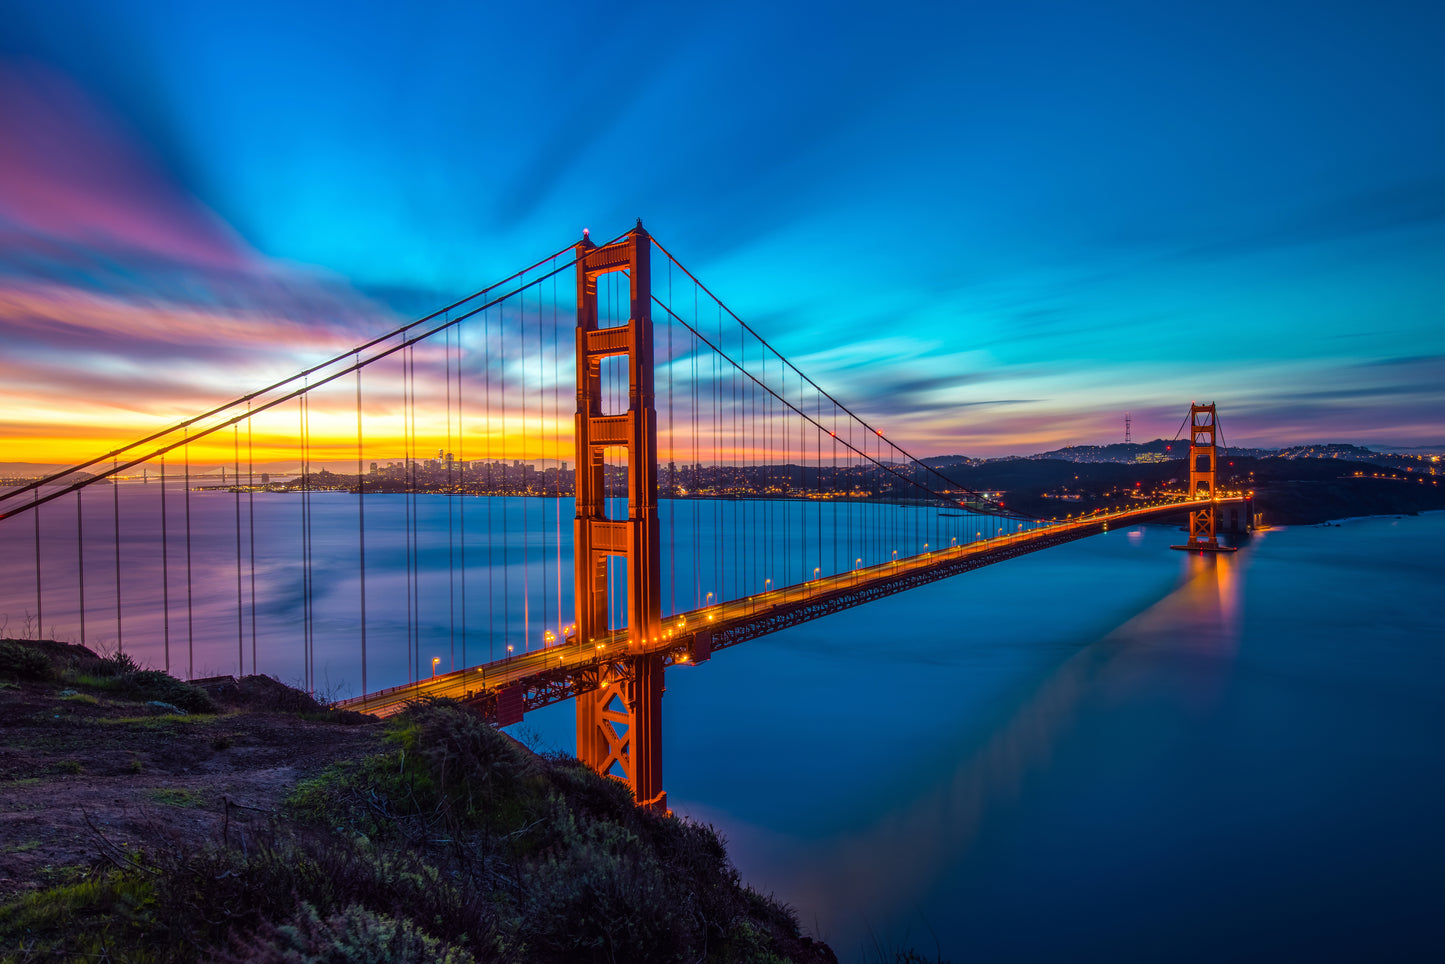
top-left (0, 223), bottom-right (1249, 810)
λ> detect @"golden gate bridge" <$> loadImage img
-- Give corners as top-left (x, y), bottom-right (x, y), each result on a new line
top-left (0, 222), bottom-right (1248, 811)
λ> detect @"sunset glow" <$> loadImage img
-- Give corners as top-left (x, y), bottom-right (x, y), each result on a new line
top-left (3, 1), bottom-right (1443, 471)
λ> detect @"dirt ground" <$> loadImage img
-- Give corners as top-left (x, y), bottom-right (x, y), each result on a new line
top-left (0, 670), bottom-right (386, 897)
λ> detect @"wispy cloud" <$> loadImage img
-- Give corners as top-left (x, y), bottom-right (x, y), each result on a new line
top-left (0, 63), bottom-right (246, 271)
top-left (0, 64), bottom-right (402, 462)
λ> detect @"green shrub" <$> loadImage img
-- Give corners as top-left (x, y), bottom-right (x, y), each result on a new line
top-left (517, 799), bottom-right (694, 963)
top-left (119, 669), bottom-right (217, 714)
top-left (0, 872), bottom-right (159, 959)
top-left (217, 902), bottom-right (478, 964)
top-left (0, 640), bottom-right (57, 681)
top-left (290, 699), bottom-right (548, 840)
top-left (409, 698), bottom-right (541, 819)
top-left (80, 650), bottom-right (140, 678)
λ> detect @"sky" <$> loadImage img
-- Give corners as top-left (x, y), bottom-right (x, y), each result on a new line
top-left (2, 0), bottom-right (1443, 463)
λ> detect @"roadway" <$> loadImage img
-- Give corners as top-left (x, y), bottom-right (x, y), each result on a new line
top-left (338, 497), bottom-right (1237, 717)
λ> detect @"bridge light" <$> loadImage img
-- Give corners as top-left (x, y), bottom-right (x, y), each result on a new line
top-left (432, 657), bottom-right (440, 677)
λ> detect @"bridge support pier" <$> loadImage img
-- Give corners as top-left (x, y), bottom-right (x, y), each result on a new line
top-left (575, 654), bottom-right (666, 809)
top-left (573, 222), bottom-right (667, 811)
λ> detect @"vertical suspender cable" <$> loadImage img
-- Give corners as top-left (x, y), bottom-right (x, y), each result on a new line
top-left (459, 307), bottom-right (468, 671)
top-left (300, 394), bottom-right (313, 692)
top-left (75, 490), bottom-right (85, 647)
top-left (113, 459), bottom-right (122, 652)
top-left (160, 456), bottom-right (169, 672)
top-left (404, 347), bottom-right (416, 683)
top-left (356, 361), bottom-right (367, 696)
top-left (553, 258), bottom-right (562, 641)
top-left (691, 289), bottom-right (699, 609)
top-left (666, 258), bottom-right (675, 619)
top-left (247, 405), bottom-right (256, 675)
top-left (501, 294), bottom-right (511, 655)
top-left (485, 305), bottom-right (494, 663)
top-left (714, 300), bottom-right (722, 599)
top-left (32, 487), bottom-right (42, 639)
top-left (538, 274), bottom-right (548, 644)
top-left (447, 324), bottom-right (456, 670)
top-left (299, 398), bottom-right (309, 688)
top-left (732, 304), bottom-right (741, 600)
top-left (184, 431), bottom-right (194, 679)
top-left (234, 424), bottom-right (243, 674)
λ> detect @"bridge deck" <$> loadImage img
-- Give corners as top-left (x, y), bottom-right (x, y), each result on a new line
top-left (338, 498), bottom-right (1241, 718)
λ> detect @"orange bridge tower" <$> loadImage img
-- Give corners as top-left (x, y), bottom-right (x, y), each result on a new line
top-left (1171, 402), bottom-right (1237, 553)
top-left (573, 222), bottom-right (667, 811)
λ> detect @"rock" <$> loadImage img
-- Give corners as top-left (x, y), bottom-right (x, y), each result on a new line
top-left (146, 700), bottom-right (188, 716)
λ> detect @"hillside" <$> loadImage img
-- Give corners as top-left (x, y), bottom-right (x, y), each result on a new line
top-left (929, 455), bottom-right (1445, 524)
top-left (0, 640), bottom-right (836, 963)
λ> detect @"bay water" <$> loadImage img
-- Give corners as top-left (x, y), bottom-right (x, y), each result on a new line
top-left (3, 489), bottom-right (1440, 960)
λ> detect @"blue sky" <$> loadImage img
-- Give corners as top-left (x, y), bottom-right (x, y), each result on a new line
top-left (2, 0), bottom-right (1442, 456)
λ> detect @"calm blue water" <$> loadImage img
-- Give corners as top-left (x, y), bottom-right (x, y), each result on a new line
top-left (525, 511), bottom-right (1445, 961)
top-left (3, 490), bottom-right (1441, 960)
top-left (641, 513), bottom-right (1444, 962)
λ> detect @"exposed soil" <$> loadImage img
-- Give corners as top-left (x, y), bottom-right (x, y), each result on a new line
top-left (0, 658), bottom-right (385, 897)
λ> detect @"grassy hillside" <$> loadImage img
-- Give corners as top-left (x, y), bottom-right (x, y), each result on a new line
top-left (0, 639), bottom-right (835, 963)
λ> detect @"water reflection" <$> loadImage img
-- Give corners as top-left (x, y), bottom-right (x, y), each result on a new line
top-left (736, 538), bottom-right (1249, 951)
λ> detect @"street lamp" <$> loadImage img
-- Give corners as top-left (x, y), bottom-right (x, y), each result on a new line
top-left (431, 657), bottom-right (439, 678)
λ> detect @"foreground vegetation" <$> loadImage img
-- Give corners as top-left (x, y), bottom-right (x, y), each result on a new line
top-left (0, 640), bottom-right (833, 963)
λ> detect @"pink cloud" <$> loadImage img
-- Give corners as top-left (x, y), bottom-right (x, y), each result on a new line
top-left (0, 62), bottom-right (248, 271)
